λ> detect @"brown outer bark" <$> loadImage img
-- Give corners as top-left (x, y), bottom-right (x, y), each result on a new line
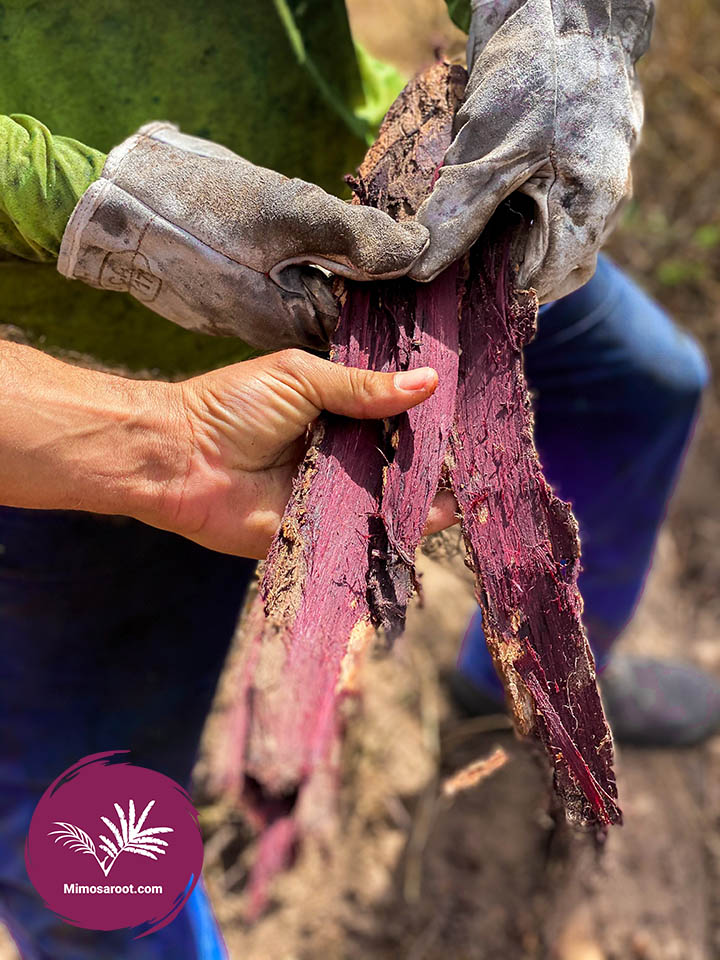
top-left (224, 64), bottom-right (468, 916)
top-left (224, 60), bottom-right (620, 915)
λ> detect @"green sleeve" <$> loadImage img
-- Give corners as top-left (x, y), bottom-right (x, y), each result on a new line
top-left (445, 0), bottom-right (472, 33)
top-left (0, 114), bottom-right (106, 262)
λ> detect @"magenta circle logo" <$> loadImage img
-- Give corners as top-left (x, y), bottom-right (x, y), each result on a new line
top-left (25, 752), bottom-right (204, 937)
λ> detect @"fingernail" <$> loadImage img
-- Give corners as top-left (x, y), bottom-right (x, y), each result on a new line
top-left (394, 367), bottom-right (437, 392)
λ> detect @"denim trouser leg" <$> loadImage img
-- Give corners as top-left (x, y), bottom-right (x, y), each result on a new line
top-left (0, 508), bottom-right (255, 958)
top-left (458, 256), bottom-right (710, 694)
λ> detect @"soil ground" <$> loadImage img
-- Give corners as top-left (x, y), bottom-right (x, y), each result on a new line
top-left (2, 2), bottom-right (719, 958)
top-left (195, 3), bottom-right (720, 956)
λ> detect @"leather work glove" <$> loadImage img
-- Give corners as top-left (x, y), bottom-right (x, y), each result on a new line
top-left (410, 0), bottom-right (655, 302)
top-left (57, 123), bottom-right (429, 350)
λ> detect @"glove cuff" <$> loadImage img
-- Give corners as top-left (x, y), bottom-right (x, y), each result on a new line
top-left (468, 0), bottom-right (655, 68)
top-left (553, 0), bottom-right (655, 62)
top-left (57, 122), bottom-right (176, 288)
top-left (57, 123), bottom-right (185, 317)
top-left (57, 122), bottom-right (334, 348)
top-left (467, 0), bottom-right (526, 63)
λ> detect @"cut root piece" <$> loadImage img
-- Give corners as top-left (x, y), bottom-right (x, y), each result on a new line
top-left (218, 61), bottom-right (619, 917)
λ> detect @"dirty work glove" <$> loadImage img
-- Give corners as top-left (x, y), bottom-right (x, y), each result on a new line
top-left (58, 123), bottom-right (429, 350)
top-left (411, 0), bottom-right (655, 302)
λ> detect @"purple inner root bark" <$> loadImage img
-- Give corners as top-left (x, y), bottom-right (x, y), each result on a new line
top-left (450, 232), bottom-right (620, 828)
top-left (370, 269), bottom-right (460, 637)
top-left (223, 61), bottom-right (619, 917)
top-left (234, 271), bottom-right (462, 913)
top-left (223, 65), bottom-right (470, 911)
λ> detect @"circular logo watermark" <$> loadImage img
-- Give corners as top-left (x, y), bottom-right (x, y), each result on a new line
top-left (25, 752), bottom-right (204, 937)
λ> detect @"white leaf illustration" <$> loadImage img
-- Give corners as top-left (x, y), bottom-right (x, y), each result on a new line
top-left (49, 823), bottom-right (97, 857)
top-left (114, 803), bottom-right (129, 845)
top-left (133, 800), bottom-right (155, 835)
top-left (129, 837), bottom-right (169, 848)
top-left (48, 800), bottom-right (174, 878)
top-left (100, 816), bottom-right (123, 851)
top-left (127, 845), bottom-right (167, 857)
top-left (124, 846), bottom-right (159, 861)
top-left (98, 834), bottom-right (119, 858)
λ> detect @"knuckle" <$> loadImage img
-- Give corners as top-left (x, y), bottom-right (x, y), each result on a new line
top-left (272, 347), bottom-right (305, 372)
top-left (346, 367), bottom-right (375, 415)
top-left (266, 348), bottom-right (312, 394)
top-left (267, 348), bottom-right (309, 388)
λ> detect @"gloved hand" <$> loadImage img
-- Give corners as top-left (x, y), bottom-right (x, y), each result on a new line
top-left (410, 0), bottom-right (655, 302)
top-left (57, 123), bottom-right (429, 350)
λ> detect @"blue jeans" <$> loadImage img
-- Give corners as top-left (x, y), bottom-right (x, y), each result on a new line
top-left (0, 510), bottom-right (255, 957)
top-left (0, 257), bottom-right (709, 957)
top-left (458, 255), bottom-right (709, 695)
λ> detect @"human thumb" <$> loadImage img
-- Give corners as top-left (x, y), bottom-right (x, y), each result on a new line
top-left (290, 353), bottom-right (439, 420)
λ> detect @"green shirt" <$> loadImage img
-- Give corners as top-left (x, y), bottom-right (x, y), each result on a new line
top-left (0, 0), bottom-right (467, 374)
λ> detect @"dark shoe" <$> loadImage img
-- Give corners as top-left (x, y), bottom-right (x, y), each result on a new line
top-left (449, 656), bottom-right (720, 748)
top-left (600, 655), bottom-right (720, 747)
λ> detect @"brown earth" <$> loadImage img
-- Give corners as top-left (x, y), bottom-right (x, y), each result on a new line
top-left (2, 2), bottom-right (718, 958)
top-left (195, 3), bottom-right (720, 958)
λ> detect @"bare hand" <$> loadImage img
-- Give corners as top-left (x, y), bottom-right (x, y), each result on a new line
top-left (158, 349), bottom-right (458, 558)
